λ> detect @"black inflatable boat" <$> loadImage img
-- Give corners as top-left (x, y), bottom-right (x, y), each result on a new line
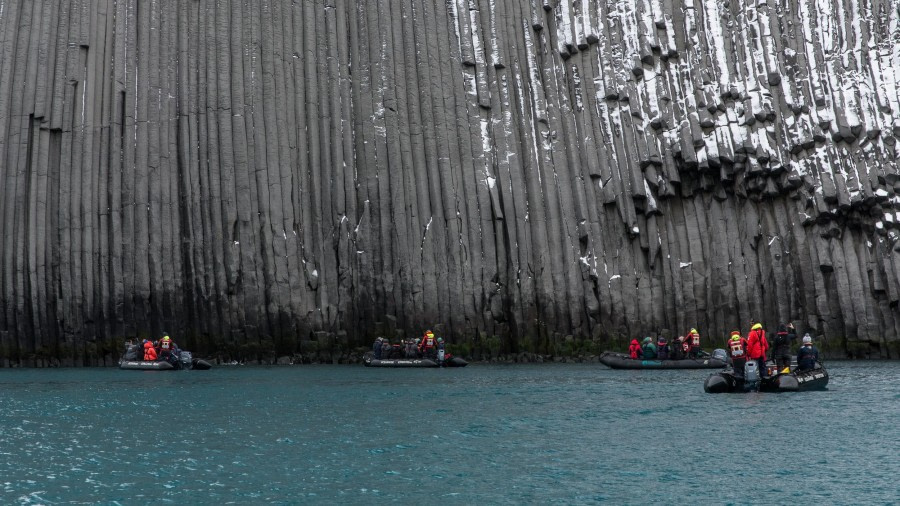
top-left (363, 351), bottom-right (468, 368)
top-left (119, 341), bottom-right (212, 371)
top-left (599, 351), bottom-right (727, 370)
top-left (704, 363), bottom-right (828, 393)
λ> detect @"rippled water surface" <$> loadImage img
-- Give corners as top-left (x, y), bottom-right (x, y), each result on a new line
top-left (1, 362), bottom-right (897, 504)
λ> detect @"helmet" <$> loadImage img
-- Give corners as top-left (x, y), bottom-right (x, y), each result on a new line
top-left (751, 323), bottom-right (763, 330)
top-left (730, 335), bottom-right (740, 342)
top-left (643, 337), bottom-right (652, 343)
top-left (425, 330), bottom-right (434, 337)
top-left (162, 336), bottom-right (170, 341)
top-left (437, 337), bottom-right (443, 343)
top-left (802, 335), bottom-right (812, 344)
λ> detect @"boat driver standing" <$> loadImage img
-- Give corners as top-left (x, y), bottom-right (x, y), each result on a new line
top-left (420, 330), bottom-right (437, 359)
top-left (158, 335), bottom-right (177, 361)
top-left (728, 331), bottom-right (748, 377)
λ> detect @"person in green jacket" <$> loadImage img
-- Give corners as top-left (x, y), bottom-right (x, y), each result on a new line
top-left (641, 337), bottom-right (657, 359)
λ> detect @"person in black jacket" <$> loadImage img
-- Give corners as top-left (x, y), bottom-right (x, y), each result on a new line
top-left (796, 334), bottom-right (820, 371)
top-left (373, 337), bottom-right (383, 360)
top-left (772, 323), bottom-right (795, 372)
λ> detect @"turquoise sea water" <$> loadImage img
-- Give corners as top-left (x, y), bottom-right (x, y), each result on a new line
top-left (1, 362), bottom-right (897, 504)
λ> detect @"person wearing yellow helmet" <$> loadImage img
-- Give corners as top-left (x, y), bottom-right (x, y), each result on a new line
top-left (728, 330), bottom-right (748, 377)
top-left (686, 328), bottom-right (701, 358)
top-left (158, 335), bottom-right (174, 358)
top-left (419, 330), bottom-right (437, 359)
top-left (747, 322), bottom-right (769, 376)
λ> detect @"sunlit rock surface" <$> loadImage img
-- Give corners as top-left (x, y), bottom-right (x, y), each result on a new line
top-left (1, 0), bottom-right (899, 364)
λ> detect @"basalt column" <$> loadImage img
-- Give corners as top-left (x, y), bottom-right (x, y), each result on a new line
top-left (1, 0), bottom-right (899, 366)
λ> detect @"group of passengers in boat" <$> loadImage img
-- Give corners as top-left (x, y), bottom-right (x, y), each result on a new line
top-left (372, 330), bottom-right (446, 360)
top-left (627, 322), bottom-right (821, 375)
top-left (122, 335), bottom-right (181, 363)
top-left (628, 328), bottom-right (704, 361)
top-left (726, 322), bottom-right (820, 376)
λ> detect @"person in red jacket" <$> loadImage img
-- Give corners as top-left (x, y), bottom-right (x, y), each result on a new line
top-left (628, 339), bottom-right (643, 359)
top-left (687, 328), bottom-right (701, 358)
top-left (143, 340), bottom-right (158, 361)
top-left (746, 323), bottom-right (768, 375)
top-left (419, 330), bottom-right (437, 359)
top-left (728, 331), bottom-right (749, 377)
top-left (679, 335), bottom-right (690, 359)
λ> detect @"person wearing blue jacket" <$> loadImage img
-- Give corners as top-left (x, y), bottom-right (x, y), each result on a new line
top-left (796, 334), bottom-right (819, 371)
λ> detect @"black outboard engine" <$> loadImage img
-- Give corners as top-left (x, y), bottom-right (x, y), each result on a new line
top-left (711, 348), bottom-right (728, 363)
top-left (179, 351), bottom-right (193, 370)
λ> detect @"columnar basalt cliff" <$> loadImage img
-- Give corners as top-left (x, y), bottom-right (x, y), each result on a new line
top-left (1, 0), bottom-right (899, 365)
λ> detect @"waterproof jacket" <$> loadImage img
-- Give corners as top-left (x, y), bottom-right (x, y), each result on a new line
top-left (628, 339), bottom-right (643, 359)
top-left (656, 340), bottom-right (669, 360)
top-left (796, 345), bottom-right (820, 371)
top-left (641, 342), bottom-right (657, 359)
top-left (747, 328), bottom-right (769, 360)
top-left (372, 339), bottom-right (382, 359)
top-left (143, 342), bottom-right (158, 361)
top-left (772, 324), bottom-right (794, 356)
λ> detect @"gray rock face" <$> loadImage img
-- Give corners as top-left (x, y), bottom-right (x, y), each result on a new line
top-left (1, 0), bottom-right (899, 364)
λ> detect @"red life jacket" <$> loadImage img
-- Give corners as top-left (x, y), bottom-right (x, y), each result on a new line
top-left (144, 344), bottom-right (158, 361)
top-left (421, 336), bottom-right (435, 349)
top-left (161, 339), bottom-right (171, 350)
top-left (681, 340), bottom-right (690, 353)
top-left (691, 333), bottom-right (700, 347)
top-left (729, 339), bottom-right (745, 358)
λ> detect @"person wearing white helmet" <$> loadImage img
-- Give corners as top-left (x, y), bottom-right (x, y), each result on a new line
top-left (796, 334), bottom-right (820, 371)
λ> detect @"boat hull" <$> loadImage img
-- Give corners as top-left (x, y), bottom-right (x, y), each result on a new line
top-left (705, 365), bottom-right (828, 393)
top-left (119, 342), bottom-right (212, 371)
top-left (599, 352), bottom-right (726, 370)
top-left (363, 352), bottom-right (467, 368)
top-left (119, 360), bottom-right (176, 371)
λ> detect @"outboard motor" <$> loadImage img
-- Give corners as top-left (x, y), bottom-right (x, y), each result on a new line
top-left (179, 350), bottom-right (193, 370)
top-left (711, 348), bottom-right (728, 363)
top-left (744, 360), bottom-right (760, 383)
